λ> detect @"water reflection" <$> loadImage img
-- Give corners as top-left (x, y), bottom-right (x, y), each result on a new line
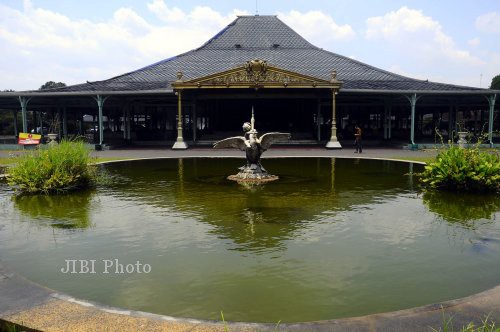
top-left (101, 158), bottom-right (418, 253)
top-left (423, 191), bottom-right (500, 227)
top-left (13, 190), bottom-right (94, 229)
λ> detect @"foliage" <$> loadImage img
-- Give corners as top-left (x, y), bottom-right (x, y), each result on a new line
top-left (13, 190), bottom-right (93, 229)
top-left (491, 74), bottom-right (500, 90)
top-left (423, 191), bottom-right (500, 225)
top-left (39, 81), bottom-right (66, 90)
top-left (419, 144), bottom-right (500, 193)
top-left (431, 312), bottom-right (499, 332)
top-left (7, 139), bottom-right (98, 194)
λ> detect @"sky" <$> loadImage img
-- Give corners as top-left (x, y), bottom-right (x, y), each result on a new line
top-left (0, 0), bottom-right (499, 91)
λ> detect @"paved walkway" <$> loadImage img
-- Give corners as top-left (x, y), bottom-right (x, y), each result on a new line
top-left (88, 146), bottom-right (437, 162)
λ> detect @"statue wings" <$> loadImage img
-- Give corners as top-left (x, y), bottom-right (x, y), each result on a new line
top-left (213, 136), bottom-right (249, 151)
top-left (258, 132), bottom-right (291, 151)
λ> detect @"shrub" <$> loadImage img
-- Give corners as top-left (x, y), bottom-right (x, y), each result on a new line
top-left (7, 140), bottom-right (98, 194)
top-left (419, 145), bottom-right (500, 193)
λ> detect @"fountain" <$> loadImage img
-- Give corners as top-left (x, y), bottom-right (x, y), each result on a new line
top-left (213, 109), bottom-right (290, 183)
top-left (1, 157), bottom-right (499, 323)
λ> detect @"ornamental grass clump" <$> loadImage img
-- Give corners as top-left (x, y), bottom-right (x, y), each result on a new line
top-left (419, 145), bottom-right (499, 193)
top-left (7, 140), bottom-right (98, 194)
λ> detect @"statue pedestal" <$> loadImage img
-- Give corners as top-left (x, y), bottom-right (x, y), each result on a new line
top-left (172, 141), bottom-right (188, 150)
top-left (228, 164), bottom-right (279, 183)
top-left (326, 141), bottom-right (342, 149)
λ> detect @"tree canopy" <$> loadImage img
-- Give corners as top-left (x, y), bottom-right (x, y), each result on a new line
top-left (39, 81), bottom-right (66, 90)
top-left (491, 75), bottom-right (500, 90)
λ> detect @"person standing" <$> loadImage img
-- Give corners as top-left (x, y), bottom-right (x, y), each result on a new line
top-left (354, 125), bottom-right (362, 153)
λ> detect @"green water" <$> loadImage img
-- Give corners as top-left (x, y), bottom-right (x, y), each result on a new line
top-left (0, 157), bottom-right (499, 323)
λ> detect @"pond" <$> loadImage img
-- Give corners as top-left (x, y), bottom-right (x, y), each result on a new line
top-left (0, 157), bottom-right (499, 323)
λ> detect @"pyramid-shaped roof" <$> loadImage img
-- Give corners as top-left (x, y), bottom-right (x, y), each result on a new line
top-left (47, 15), bottom-right (484, 94)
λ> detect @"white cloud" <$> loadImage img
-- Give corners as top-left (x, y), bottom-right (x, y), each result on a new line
top-left (476, 12), bottom-right (500, 34)
top-left (365, 6), bottom-right (483, 67)
top-left (467, 37), bottom-right (480, 47)
top-left (0, 0), bottom-right (247, 90)
top-left (147, 0), bottom-right (185, 23)
top-left (279, 10), bottom-right (355, 45)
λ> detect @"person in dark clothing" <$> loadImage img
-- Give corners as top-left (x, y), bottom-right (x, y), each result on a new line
top-left (354, 125), bottom-right (362, 153)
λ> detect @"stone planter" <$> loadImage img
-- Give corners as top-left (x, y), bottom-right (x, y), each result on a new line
top-left (47, 133), bottom-right (58, 145)
top-left (457, 131), bottom-right (467, 148)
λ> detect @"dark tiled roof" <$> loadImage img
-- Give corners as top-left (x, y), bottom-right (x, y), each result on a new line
top-left (46, 15), bottom-right (484, 94)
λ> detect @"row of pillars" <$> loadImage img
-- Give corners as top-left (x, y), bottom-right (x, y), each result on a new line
top-left (323, 92), bottom-right (497, 148)
top-left (17, 96), bottom-right (69, 137)
top-left (15, 92), bottom-right (498, 149)
top-left (17, 95), bottom-right (107, 147)
top-left (406, 93), bottom-right (497, 147)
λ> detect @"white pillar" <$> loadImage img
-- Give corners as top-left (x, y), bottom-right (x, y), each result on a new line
top-left (326, 89), bottom-right (342, 149)
top-left (172, 90), bottom-right (188, 149)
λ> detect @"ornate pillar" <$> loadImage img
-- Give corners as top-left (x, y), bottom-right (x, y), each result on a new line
top-left (326, 89), bottom-right (341, 148)
top-left (326, 71), bottom-right (342, 149)
top-left (172, 89), bottom-right (188, 149)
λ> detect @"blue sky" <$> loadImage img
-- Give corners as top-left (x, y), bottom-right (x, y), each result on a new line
top-left (1, 0), bottom-right (499, 90)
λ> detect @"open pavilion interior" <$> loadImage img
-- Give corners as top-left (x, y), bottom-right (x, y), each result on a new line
top-left (0, 15), bottom-right (498, 149)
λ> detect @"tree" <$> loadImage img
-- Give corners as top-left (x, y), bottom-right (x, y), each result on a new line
top-left (491, 75), bottom-right (500, 89)
top-left (39, 81), bottom-right (66, 90)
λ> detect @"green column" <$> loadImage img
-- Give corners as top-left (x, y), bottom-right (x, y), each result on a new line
top-left (405, 93), bottom-right (420, 146)
top-left (93, 95), bottom-right (108, 148)
top-left (18, 96), bottom-right (31, 133)
top-left (487, 94), bottom-right (497, 147)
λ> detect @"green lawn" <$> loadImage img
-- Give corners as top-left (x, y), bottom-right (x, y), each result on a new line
top-left (0, 156), bottom-right (133, 167)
